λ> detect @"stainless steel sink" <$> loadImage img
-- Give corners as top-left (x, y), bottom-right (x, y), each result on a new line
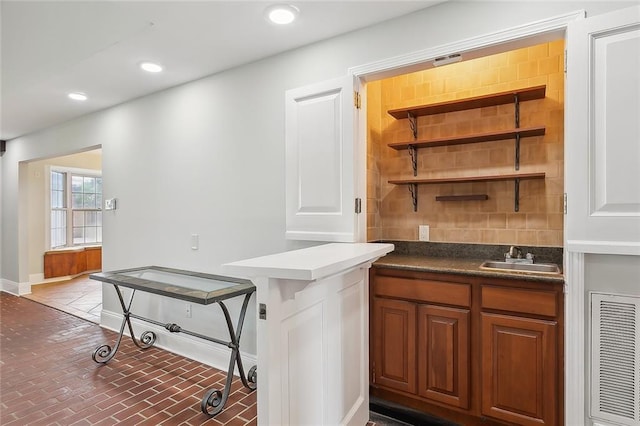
top-left (480, 261), bottom-right (561, 274)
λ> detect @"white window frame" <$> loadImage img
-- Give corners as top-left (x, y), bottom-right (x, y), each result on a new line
top-left (45, 165), bottom-right (103, 249)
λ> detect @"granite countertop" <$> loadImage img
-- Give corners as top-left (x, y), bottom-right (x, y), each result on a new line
top-left (372, 241), bottom-right (564, 284)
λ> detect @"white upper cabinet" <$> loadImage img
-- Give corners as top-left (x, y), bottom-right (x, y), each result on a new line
top-left (566, 6), bottom-right (640, 254)
top-left (285, 76), bottom-right (359, 242)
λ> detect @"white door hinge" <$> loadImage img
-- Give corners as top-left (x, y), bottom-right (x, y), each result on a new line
top-left (355, 198), bottom-right (362, 214)
top-left (563, 193), bottom-right (568, 215)
top-left (354, 91), bottom-right (361, 109)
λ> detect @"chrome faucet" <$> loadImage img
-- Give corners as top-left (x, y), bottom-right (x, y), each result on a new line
top-left (505, 246), bottom-right (535, 264)
top-left (508, 246), bottom-right (523, 259)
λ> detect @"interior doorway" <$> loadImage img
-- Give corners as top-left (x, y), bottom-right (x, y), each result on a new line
top-left (23, 147), bottom-right (103, 323)
top-left (365, 38), bottom-right (565, 247)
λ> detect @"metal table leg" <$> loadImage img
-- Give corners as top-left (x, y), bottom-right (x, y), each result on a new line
top-left (90, 283), bottom-right (256, 417)
top-left (201, 292), bottom-right (257, 417)
top-left (92, 285), bottom-right (156, 364)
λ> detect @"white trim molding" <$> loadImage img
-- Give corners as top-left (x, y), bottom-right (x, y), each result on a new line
top-left (565, 251), bottom-right (586, 426)
top-left (1, 278), bottom-right (20, 295)
top-left (348, 10), bottom-right (585, 80)
top-left (567, 240), bottom-right (640, 256)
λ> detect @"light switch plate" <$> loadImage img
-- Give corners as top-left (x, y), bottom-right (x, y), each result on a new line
top-left (105, 198), bottom-right (117, 210)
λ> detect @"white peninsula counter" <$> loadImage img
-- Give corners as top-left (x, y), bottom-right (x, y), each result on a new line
top-left (223, 242), bottom-right (394, 426)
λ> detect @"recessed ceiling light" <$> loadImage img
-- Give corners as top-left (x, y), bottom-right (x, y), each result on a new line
top-left (266, 4), bottom-right (299, 25)
top-left (68, 92), bottom-right (88, 101)
top-left (140, 62), bottom-right (163, 73)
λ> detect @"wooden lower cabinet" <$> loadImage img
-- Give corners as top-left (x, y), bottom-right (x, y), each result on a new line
top-left (370, 267), bottom-right (564, 426)
top-left (372, 298), bottom-right (417, 393)
top-left (481, 313), bottom-right (557, 426)
top-left (418, 305), bottom-right (470, 409)
top-left (44, 246), bottom-right (102, 278)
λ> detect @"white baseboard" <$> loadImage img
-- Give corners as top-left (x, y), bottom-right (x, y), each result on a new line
top-left (1, 278), bottom-right (19, 295)
top-left (1, 279), bottom-right (32, 296)
top-left (30, 270), bottom-right (100, 286)
top-left (29, 273), bottom-right (45, 283)
top-left (100, 309), bottom-right (257, 375)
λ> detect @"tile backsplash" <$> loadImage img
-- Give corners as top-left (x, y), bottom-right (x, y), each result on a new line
top-left (367, 40), bottom-right (564, 247)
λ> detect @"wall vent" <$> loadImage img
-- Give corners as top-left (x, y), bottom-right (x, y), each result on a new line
top-left (591, 293), bottom-right (640, 426)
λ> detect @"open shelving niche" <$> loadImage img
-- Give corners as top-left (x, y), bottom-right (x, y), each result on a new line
top-left (387, 85), bottom-right (547, 212)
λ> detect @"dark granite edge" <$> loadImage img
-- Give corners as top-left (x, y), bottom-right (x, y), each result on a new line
top-left (375, 240), bottom-right (563, 265)
top-left (370, 241), bottom-right (564, 283)
top-left (373, 257), bottom-right (564, 283)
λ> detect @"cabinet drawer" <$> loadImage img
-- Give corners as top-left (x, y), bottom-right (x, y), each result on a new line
top-left (481, 286), bottom-right (557, 317)
top-left (374, 276), bottom-right (470, 307)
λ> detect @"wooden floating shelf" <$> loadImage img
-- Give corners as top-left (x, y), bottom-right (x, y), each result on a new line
top-left (436, 194), bottom-right (489, 202)
top-left (387, 85), bottom-right (546, 119)
top-left (389, 173), bottom-right (545, 212)
top-left (388, 172), bottom-right (545, 185)
top-left (387, 126), bottom-right (546, 150)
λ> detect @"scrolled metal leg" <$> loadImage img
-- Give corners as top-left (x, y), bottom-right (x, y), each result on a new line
top-left (92, 285), bottom-right (156, 364)
top-left (135, 330), bottom-right (156, 349)
top-left (248, 365), bottom-right (257, 385)
top-left (201, 389), bottom-right (224, 416)
top-left (201, 345), bottom-right (237, 417)
top-left (92, 286), bottom-right (131, 364)
top-left (228, 294), bottom-right (256, 390)
top-left (201, 293), bottom-right (256, 417)
top-left (92, 344), bottom-right (115, 363)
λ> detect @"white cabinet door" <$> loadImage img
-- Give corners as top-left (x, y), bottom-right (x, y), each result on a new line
top-left (285, 76), bottom-right (358, 242)
top-left (566, 6), bottom-right (640, 254)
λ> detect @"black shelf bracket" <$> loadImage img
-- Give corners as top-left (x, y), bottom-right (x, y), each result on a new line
top-left (407, 112), bottom-right (418, 139)
top-left (514, 178), bottom-right (521, 212)
top-left (408, 145), bottom-right (418, 176)
top-left (514, 94), bottom-right (521, 171)
top-left (515, 133), bottom-right (521, 170)
top-left (408, 183), bottom-right (418, 212)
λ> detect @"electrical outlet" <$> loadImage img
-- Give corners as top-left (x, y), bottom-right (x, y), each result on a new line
top-left (185, 303), bottom-right (192, 318)
top-left (419, 225), bottom-right (430, 241)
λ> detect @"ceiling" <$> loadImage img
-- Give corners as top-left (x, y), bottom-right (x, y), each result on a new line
top-left (0, 0), bottom-right (444, 141)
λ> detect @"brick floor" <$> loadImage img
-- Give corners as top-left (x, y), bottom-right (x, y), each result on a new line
top-left (0, 293), bottom-right (256, 425)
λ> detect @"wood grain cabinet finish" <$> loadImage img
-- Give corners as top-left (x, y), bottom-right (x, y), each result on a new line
top-left (372, 298), bottom-right (416, 393)
top-left (481, 313), bottom-right (557, 426)
top-left (44, 247), bottom-right (102, 279)
top-left (418, 305), bottom-right (470, 409)
top-left (369, 267), bottom-right (563, 426)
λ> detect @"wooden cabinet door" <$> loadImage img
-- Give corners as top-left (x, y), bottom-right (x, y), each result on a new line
top-left (481, 313), bottom-right (557, 426)
top-left (417, 305), bottom-right (470, 409)
top-left (372, 298), bottom-right (416, 394)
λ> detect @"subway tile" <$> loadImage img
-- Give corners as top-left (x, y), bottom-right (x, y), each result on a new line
top-left (528, 43), bottom-right (549, 60)
top-left (516, 230), bottom-right (538, 245)
top-left (374, 41), bottom-right (564, 245)
top-left (508, 48), bottom-right (529, 65)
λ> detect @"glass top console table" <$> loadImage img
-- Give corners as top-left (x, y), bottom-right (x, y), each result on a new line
top-left (90, 266), bottom-right (257, 417)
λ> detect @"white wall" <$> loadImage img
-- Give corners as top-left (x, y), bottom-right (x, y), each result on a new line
top-left (1, 1), bottom-right (634, 365)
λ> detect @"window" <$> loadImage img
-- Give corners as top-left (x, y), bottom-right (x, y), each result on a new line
top-left (50, 171), bottom-right (67, 248)
top-left (50, 169), bottom-right (102, 249)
